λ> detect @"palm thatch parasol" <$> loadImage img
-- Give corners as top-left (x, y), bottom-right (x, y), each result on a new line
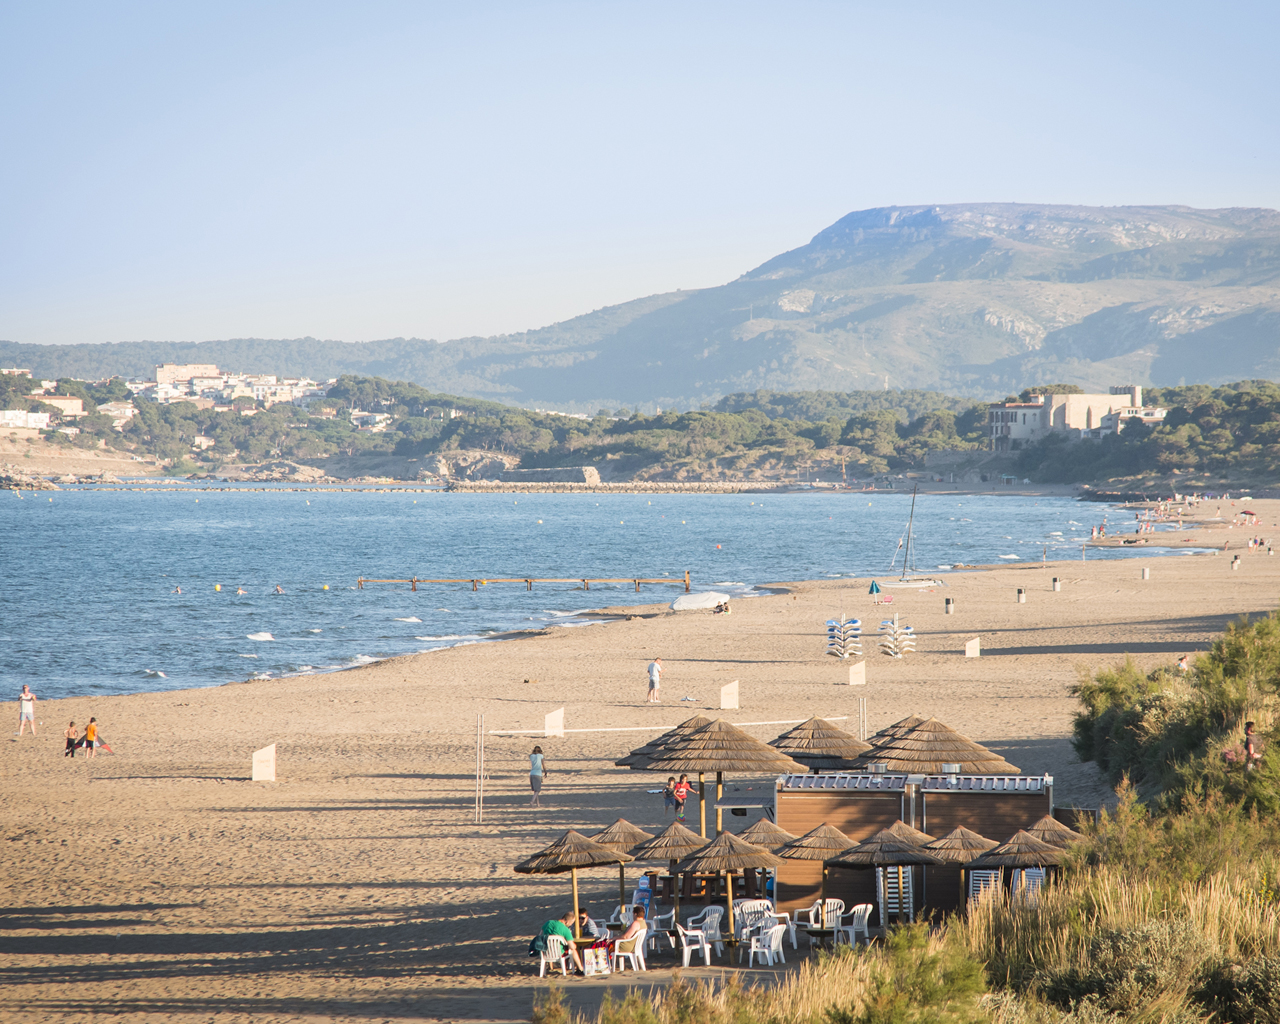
top-left (886, 819), bottom-right (934, 846)
top-left (590, 818), bottom-right (654, 916)
top-left (615, 715), bottom-right (714, 768)
top-left (1025, 815), bottom-right (1083, 848)
top-left (965, 830), bottom-right (1064, 902)
top-left (825, 828), bottom-right (944, 924)
top-left (870, 715), bottom-right (927, 740)
top-left (923, 826), bottom-right (997, 862)
top-left (923, 826), bottom-right (998, 905)
top-left (736, 819), bottom-right (797, 852)
top-left (776, 823), bottom-right (856, 926)
top-left (966, 830), bottom-right (1064, 869)
top-left (850, 717), bottom-right (1021, 774)
top-left (769, 717), bottom-right (871, 771)
top-left (644, 718), bottom-right (808, 837)
top-left (514, 830), bottom-right (635, 939)
top-left (676, 832), bottom-right (783, 945)
top-left (631, 821), bottom-right (709, 923)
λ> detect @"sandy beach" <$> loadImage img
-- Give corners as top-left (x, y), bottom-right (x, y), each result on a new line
top-left (3, 499), bottom-right (1279, 1024)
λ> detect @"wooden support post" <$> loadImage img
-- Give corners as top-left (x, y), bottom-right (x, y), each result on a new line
top-left (635, 579), bottom-right (640, 592)
top-left (526, 579), bottom-right (532, 591)
top-left (572, 868), bottom-right (581, 939)
top-left (583, 579), bottom-right (589, 590)
top-left (715, 771), bottom-right (724, 836)
top-left (684, 570), bottom-right (690, 592)
top-left (472, 579), bottom-right (477, 591)
top-left (698, 773), bottom-right (706, 838)
top-left (411, 577), bottom-right (417, 591)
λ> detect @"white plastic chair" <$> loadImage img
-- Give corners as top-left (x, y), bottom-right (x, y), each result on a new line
top-left (746, 923), bottom-right (788, 967)
top-left (539, 934), bottom-right (571, 977)
top-left (836, 904), bottom-right (873, 946)
top-left (791, 900), bottom-right (821, 947)
top-left (686, 906), bottom-right (724, 954)
top-left (607, 904), bottom-right (635, 927)
top-left (676, 923), bottom-right (711, 967)
top-left (611, 927), bottom-right (647, 972)
top-left (647, 909), bottom-right (676, 952)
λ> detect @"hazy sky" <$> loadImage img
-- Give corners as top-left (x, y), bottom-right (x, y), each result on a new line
top-left (3, 1), bottom-right (1277, 346)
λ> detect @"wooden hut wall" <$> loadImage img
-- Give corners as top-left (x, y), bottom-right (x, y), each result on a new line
top-left (774, 792), bottom-right (902, 914)
top-left (920, 792), bottom-right (1050, 842)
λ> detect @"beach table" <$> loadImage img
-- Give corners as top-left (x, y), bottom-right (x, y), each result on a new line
top-left (804, 927), bottom-right (837, 950)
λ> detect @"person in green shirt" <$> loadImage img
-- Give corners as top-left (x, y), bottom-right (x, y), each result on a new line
top-left (536, 911), bottom-right (583, 972)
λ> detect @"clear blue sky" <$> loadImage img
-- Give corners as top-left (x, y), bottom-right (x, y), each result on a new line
top-left (2, 1), bottom-right (1276, 346)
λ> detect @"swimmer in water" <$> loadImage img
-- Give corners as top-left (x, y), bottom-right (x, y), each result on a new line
top-left (236, 587), bottom-right (247, 595)
top-left (274, 585), bottom-right (284, 594)
top-left (172, 586), bottom-right (182, 594)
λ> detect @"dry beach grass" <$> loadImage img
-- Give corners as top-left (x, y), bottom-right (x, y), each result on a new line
top-left (4, 498), bottom-right (1280, 1023)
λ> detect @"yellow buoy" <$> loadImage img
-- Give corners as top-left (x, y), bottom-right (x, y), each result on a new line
top-left (323, 584), bottom-right (329, 590)
top-left (215, 584), bottom-right (221, 592)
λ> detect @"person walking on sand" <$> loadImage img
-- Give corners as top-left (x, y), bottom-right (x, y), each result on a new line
top-left (529, 745), bottom-right (545, 806)
top-left (17, 685), bottom-right (37, 736)
top-left (64, 721), bottom-right (78, 758)
top-left (84, 717), bottom-right (98, 759)
top-left (646, 658), bottom-right (662, 703)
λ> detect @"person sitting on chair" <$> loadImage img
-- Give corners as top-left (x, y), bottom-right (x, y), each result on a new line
top-left (576, 909), bottom-right (601, 939)
top-left (533, 911), bottom-right (584, 973)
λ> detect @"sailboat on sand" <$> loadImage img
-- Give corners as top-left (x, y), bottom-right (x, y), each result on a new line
top-left (881, 486), bottom-right (945, 587)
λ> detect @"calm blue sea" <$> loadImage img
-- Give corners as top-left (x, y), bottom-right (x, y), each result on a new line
top-left (1, 489), bottom-right (1188, 699)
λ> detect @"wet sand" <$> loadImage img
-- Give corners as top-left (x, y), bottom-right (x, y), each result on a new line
top-left (3, 499), bottom-right (1280, 1024)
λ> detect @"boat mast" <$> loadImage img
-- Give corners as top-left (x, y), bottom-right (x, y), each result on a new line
top-left (901, 485), bottom-right (918, 580)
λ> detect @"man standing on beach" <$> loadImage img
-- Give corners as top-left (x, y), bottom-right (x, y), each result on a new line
top-left (646, 658), bottom-right (662, 703)
top-left (17, 685), bottom-right (37, 736)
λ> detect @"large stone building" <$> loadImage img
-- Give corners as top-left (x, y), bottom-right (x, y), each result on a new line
top-left (155, 363), bottom-right (221, 386)
top-left (988, 386), bottom-right (1165, 450)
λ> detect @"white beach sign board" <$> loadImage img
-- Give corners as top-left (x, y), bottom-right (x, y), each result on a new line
top-left (544, 707), bottom-right (565, 738)
top-left (720, 681), bottom-right (739, 710)
top-left (252, 743), bottom-right (276, 781)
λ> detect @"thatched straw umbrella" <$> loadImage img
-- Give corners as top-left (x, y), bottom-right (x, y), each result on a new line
top-left (850, 717), bottom-right (1021, 774)
top-left (736, 819), bottom-right (797, 852)
top-left (514, 830), bottom-right (635, 939)
top-left (676, 832), bottom-right (783, 947)
top-left (775, 824), bottom-right (856, 927)
top-left (614, 714), bottom-right (713, 768)
top-left (643, 718), bottom-right (807, 837)
top-left (825, 828), bottom-right (944, 925)
top-left (736, 819), bottom-right (797, 900)
top-left (769, 717), bottom-right (871, 771)
top-left (1025, 814), bottom-right (1083, 848)
top-left (965, 830), bottom-right (1064, 899)
top-left (923, 826), bottom-right (998, 905)
top-left (631, 821), bottom-right (708, 923)
top-left (870, 715), bottom-right (927, 740)
top-left (590, 818), bottom-right (654, 917)
top-left (886, 819), bottom-right (934, 846)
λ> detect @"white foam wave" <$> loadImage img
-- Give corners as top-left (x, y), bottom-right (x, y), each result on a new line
top-left (239, 654), bottom-right (258, 659)
top-left (393, 617), bottom-right (422, 623)
top-left (247, 632), bottom-right (275, 641)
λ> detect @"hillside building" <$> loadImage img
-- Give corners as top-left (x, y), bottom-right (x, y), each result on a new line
top-left (156, 363), bottom-right (220, 385)
top-left (988, 386), bottom-right (1165, 450)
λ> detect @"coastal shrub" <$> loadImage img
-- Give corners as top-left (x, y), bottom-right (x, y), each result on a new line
top-left (1072, 616), bottom-right (1280, 811)
top-left (1196, 955), bottom-right (1280, 1023)
top-left (823, 923), bottom-right (987, 1024)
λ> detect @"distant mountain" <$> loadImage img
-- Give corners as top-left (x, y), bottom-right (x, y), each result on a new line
top-left (5, 203), bottom-right (1279, 410)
